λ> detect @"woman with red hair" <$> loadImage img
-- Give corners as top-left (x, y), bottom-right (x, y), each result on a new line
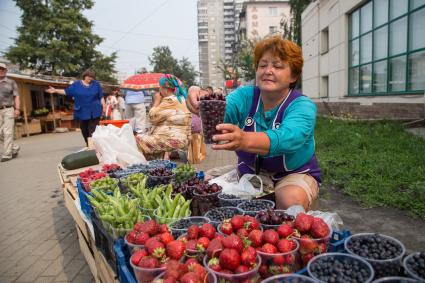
top-left (213, 36), bottom-right (320, 210)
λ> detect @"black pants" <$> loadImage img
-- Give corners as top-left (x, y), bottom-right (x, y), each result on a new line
top-left (80, 118), bottom-right (100, 146)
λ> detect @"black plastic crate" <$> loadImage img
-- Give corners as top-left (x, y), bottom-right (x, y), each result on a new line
top-left (91, 212), bottom-right (118, 273)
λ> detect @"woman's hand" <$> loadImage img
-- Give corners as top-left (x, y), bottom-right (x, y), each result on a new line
top-left (211, 124), bottom-right (246, 151)
top-left (46, 86), bottom-right (56, 94)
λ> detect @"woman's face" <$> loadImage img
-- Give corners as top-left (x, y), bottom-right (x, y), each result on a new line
top-left (83, 75), bottom-right (93, 84)
top-left (255, 50), bottom-right (297, 94)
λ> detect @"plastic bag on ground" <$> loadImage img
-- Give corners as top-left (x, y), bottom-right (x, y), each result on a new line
top-left (92, 124), bottom-right (147, 167)
top-left (208, 169), bottom-right (263, 199)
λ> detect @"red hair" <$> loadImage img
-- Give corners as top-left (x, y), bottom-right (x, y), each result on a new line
top-left (254, 36), bottom-right (303, 88)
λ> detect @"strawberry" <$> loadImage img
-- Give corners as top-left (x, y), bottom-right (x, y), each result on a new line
top-left (219, 248), bottom-right (241, 271)
top-left (138, 256), bottom-right (159, 268)
top-left (262, 229), bottom-right (279, 246)
top-left (272, 255), bottom-right (285, 265)
top-left (126, 231), bottom-right (137, 243)
top-left (277, 239), bottom-right (295, 253)
top-left (299, 235), bottom-right (318, 253)
top-left (164, 260), bottom-right (187, 280)
top-left (259, 264), bottom-right (269, 278)
top-left (235, 265), bottom-right (250, 274)
top-left (241, 246), bottom-right (256, 266)
top-left (277, 223), bottom-right (293, 238)
top-left (199, 223), bottom-right (216, 239)
top-left (243, 215), bottom-right (260, 231)
top-left (220, 221), bottom-right (233, 235)
top-left (131, 249), bottom-right (148, 265)
top-left (145, 238), bottom-right (165, 259)
top-left (294, 213), bottom-right (314, 233)
top-left (196, 237), bottom-right (210, 250)
top-left (302, 252), bottom-right (314, 266)
top-left (285, 254), bottom-right (295, 264)
top-left (166, 240), bottom-right (186, 260)
top-left (261, 243), bottom-right (277, 254)
top-left (222, 234), bottom-right (243, 252)
top-left (163, 278), bottom-right (177, 283)
top-left (230, 215), bottom-right (245, 231)
top-left (180, 272), bottom-right (201, 283)
top-left (310, 217), bottom-right (330, 238)
top-left (187, 225), bottom-right (199, 240)
top-left (188, 262), bottom-right (207, 280)
top-left (248, 229), bottom-right (263, 247)
top-left (236, 228), bottom-right (249, 238)
top-left (186, 240), bottom-right (198, 251)
top-left (207, 257), bottom-right (221, 272)
top-left (134, 232), bottom-right (150, 245)
top-left (159, 223), bottom-right (170, 233)
top-left (140, 220), bottom-right (160, 236)
top-left (134, 222), bottom-right (145, 232)
top-left (159, 232), bottom-right (175, 245)
top-left (206, 238), bottom-right (223, 258)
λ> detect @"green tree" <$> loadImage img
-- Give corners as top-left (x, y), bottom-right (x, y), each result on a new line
top-left (6, 0), bottom-right (117, 83)
top-left (149, 46), bottom-right (197, 87)
top-left (281, 0), bottom-right (315, 46)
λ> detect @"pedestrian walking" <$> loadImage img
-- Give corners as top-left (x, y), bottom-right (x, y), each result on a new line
top-left (0, 62), bottom-right (20, 162)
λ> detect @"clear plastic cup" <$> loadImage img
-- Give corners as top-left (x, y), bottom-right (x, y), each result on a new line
top-left (403, 252), bottom-right (425, 282)
top-left (119, 173), bottom-right (146, 191)
top-left (217, 193), bottom-right (246, 207)
top-left (293, 225), bottom-right (332, 267)
top-left (192, 189), bottom-right (222, 216)
top-left (153, 208), bottom-right (191, 225)
top-left (130, 256), bottom-right (166, 283)
top-left (204, 207), bottom-right (244, 228)
top-left (261, 274), bottom-right (318, 283)
top-left (372, 277), bottom-right (419, 283)
top-left (345, 233), bottom-right (406, 278)
top-left (147, 172), bottom-right (175, 188)
top-left (169, 216), bottom-right (210, 238)
top-left (203, 254), bottom-right (261, 283)
top-left (257, 240), bottom-right (300, 279)
top-left (307, 252), bottom-right (375, 283)
top-left (199, 100), bottom-right (227, 144)
top-left (139, 206), bottom-right (156, 219)
top-left (237, 199), bottom-right (275, 217)
top-left (153, 271), bottom-right (217, 283)
top-left (255, 209), bottom-right (294, 230)
top-left (90, 177), bottom-right (119, 193)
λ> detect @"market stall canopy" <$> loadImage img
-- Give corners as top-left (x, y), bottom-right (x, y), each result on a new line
top-left (120, 73), bottom-right (164, 90)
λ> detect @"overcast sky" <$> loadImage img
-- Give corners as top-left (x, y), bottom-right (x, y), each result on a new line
top-left (0, 0), bottom-right (199, 79)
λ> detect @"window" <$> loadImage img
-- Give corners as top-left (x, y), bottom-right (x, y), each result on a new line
top-left (321, 27), bottom-right (329, 54)
top-left (269, 26), bottom-right (277, 33)
top-left (321, 76), bottom-right (329, 97)
top-left (269, 7), bottom-right (278, 16)
top-left (348, 0), bottom-right (425, 95)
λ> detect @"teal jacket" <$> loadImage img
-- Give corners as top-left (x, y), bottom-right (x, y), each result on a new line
top-left (224, 85), bottom-right (317, 171)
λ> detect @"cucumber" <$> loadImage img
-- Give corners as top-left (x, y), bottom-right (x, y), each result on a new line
top-left (61, 150), bottom-right (99, 170)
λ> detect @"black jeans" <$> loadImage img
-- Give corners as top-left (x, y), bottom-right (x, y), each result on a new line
top-left (80, 118), bottom-right (100, 146)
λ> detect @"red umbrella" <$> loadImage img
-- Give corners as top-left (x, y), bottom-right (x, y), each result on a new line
top-left (225, 79), bottom-right (241, 89)
top-left (120, 73), bottom-right (164, 90)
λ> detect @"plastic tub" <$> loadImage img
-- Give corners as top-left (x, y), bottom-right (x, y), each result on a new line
top-left (237, 199), bottom-right (275, 216)
top-left (261, 274), bottom-right (318, 283)
top-left (191, 189), bottom-right (222, 216)
top-left (124, 233), bottom-right (144, 255)
top-left (307, 252), bottom-right (375, 283)
top-left (119, 173), bottom-right (146, 190)
top-left (372, 277), bottom-right (419, 283)
top-left (130, 256), bottom-right (166, 283)
top-left (218, 193), bottom-right (246, 207)
top-left (293, 226), bottom-right (332, 267)
top-left (203, 254), bottom-right (261, 283)
top-left (402, 252), bottom-right (425, 282)
top-left (255, 209), bottom-right (294, 230)
top-left (90, 177), bottom-right (119, 193)
top-left (257, 239), bottom-right (300, 279)
top-left (345, 233), bottom-right (406, 278)
top-left (153, 271), bottom-right (217, 283)
top-left (204, 207), bottom-right (244, 228)
top-left (169, 216), bottom-right (210, 238)
top-left (100, 119), bottom-right (129, 128)
top-left (147, 172), bottom-right (175, 187)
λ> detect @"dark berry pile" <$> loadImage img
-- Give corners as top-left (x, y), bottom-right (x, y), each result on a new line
top-left (405, 252), bottom-right (425, 280)
top-left (237, 200), bottom-right (274, 215)
top-left (148, 159), bottom-right (174, 169)
top-left (170, 218), bottom-right (193, 229)
top-left (193, 182), bottom-right (222, 195)
top-left (199, 99), bottom-right (226, 144)
top-left (219, 193), bottom-right (238, 200)
top-left (205, 207), bottom-right (241, 223)
top-left (256, 208), bottom-right (294, 225)
top-left (309, 255), bottom-right (373, 283)
top-left (148, 167), bottom-right (173, 177)
top-left (346, 233), bottom-right (404, 277)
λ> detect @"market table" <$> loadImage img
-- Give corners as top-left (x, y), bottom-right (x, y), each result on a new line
top-left (58, 164), bottom-right (120, 283)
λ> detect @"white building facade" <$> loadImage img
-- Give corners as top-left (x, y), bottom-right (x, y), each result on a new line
top-left (302, 0), bottom-right (425, 119)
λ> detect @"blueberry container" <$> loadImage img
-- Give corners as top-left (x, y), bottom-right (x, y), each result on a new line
top-left (345, 233), bottom-right (406, 278)
top-left (204, 207), bottom-right (244, 228)
top-left (402, 252), bottom-right (425, 282)
top-left (260, 274), bottom-right (319, 283)
top-left (372, 277), bottom-right (420, 283)
top-left (169, 216), bottom-right (211, 238)
top-left (217, 193), bottom-right (246, 207)
top-left (192, 189), bottom-right (222, 216)
top-left (307, 252), bottom-right (375, 283)
top-left (237, 199), bottom-right (275, 216)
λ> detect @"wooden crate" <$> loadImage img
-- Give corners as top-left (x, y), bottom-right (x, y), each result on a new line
top-left (95, 249), bottom-right (120, 283)
top-left (77, 224), bottom-right (99, 283)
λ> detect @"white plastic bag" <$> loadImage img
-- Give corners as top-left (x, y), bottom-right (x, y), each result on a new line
top-left (208, 169), bottom-right (263, 198)
top-left (92, 124), bottom-right (147, 167)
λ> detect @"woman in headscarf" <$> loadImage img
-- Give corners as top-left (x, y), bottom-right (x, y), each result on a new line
top-left (136, 74), bottom-right (192, 160)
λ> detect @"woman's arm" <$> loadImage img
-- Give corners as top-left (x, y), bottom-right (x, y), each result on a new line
top-left (46, 86), bottom-right (66, 95)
